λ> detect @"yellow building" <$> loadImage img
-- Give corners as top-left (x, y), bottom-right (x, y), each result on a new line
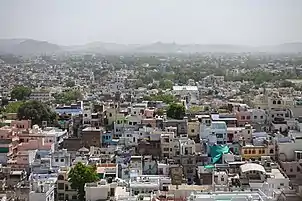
top-left (240, 143), bottom-right (275, 160)
top-left (187, 121), bottom-right (200, 138)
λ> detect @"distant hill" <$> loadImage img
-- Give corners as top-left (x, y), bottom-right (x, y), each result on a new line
top-left (261, 43), bottom-right (302, 53)
top-left (0, 39), bottom-right (61, 55)
top-left (1, 39), bottom-right (302, 55)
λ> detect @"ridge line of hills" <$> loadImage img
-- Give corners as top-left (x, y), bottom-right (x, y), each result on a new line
top-left (0, 38), bottom-right (302, 55)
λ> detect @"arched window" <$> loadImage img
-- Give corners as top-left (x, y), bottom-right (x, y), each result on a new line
top-left (273, 100), bottom-right (276, 104)
top-left (58, 175), bottom-right (64, 180)
top-left (270, 149), bottom-right (274, 154)
top-left (277, 100), bottom-right (281, 104)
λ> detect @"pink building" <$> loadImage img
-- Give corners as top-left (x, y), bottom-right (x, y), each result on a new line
top-left (236, 110), bottom-right (252, 127)
top-left (10, 120), bottom-right (31, 130)
top-left (18, 138), bottom-right (53, 151)
top-left (144, 109), bottom-right (155, 118)
top-left (0, 126), bottom-right (19, 157)
top-left (8, 150), bottom-right (37, 170)
top-left (141, 119), bottom-right (156, 128)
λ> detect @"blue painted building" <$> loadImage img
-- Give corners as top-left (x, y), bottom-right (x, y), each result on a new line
top-left (102, 132), bottom-right (117, 145)
top-left (55, 101), bottom-right (83, 116)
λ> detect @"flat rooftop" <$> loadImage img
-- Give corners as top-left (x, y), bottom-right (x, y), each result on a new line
top-left (169, 184), bottom-right (211, 191)
top-left (270, 168), bottom-right (286, 179)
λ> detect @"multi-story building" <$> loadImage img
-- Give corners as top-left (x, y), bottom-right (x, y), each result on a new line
top-left (85, 180), bottom-right (117, 201)
top-left (57, 166), bottom-right (78, 201)
top-left (200, 120), bottom-right (228, 145)
top-left (29, 90), bottom-right (53, 102)
top-left (81, 127), bottom-right (102, 148)
top-left (160, 130), bottom-right (176, 158)
top-left (29, 179), bottom-right (55, 201)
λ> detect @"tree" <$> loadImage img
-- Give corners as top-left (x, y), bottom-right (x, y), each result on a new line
top-left (167, 103), bottom-right (185, 120)
top-left (17, 100), bottom-right (57, 126)
top-left (1, 98), bottom-right (9, 107)
top-left (279, 80), bottom-right (294, 88)
top-left (159, 79), bottom-right (173, 90)
top-left (54, 90), bottom-right (83, 104)
top-left (65, 79), bottom-right (76, 88)
top-left (10, 86), bottom-right (31, 101)
top-left (68, 162), bottom-right (99, 200)
top-left (155, 108), bottom-right (164, 116)
top-left (4, 101), bottom-right (24, 113)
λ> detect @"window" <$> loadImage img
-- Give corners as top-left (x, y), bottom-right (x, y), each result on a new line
top-left (277, 100), bottom-right (281, 104)
top-left (254, 116), bottom-right (257, 119)
top-left (290, 168), bottom-right (293, 172)
top-left (72, 195), bottom-right (77, 200)
top-left (260, 115), bottom-right (263, 119)
top-left (221, 177), bottom-right (224, 182)
top-left (248, 150), bottom-right (251, 154)
top-left (244, 150), bottom-right (248, 154)
top-left (297, 167), bottom-right (300, 172)
top-left (109, 113), bottom-right (112, 117)
top-left (58, 175), bottom-right (64, 180)
top-left (241, 116), bottom-right (246, 120)
top-left (61, 158), bottom-right (64, 162)
top-left (270, 149), bottom-right (274, 154)
top-left (58, 182), bottom-right (65, 190)
top-left (58, 193), bottom-right (64, 200)
top-left (191, 129), bottom-right (195, 133)
top-left (273, 100), bottom-right (276, 104)
top-left (55, 158), bottom-right (59, 162)
top-left (272, 114), bottom-right (274, 118)
top-left (252, 150), bottom-right (256, 154)
top-left (246, 116), bottom-right (250, 120)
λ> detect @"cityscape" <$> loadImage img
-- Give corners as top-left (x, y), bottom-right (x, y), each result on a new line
top-left (1, 1), bottom-right (302, 201)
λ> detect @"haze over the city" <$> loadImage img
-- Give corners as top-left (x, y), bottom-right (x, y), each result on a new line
top-left (1, 0), bottom-right (302, 46)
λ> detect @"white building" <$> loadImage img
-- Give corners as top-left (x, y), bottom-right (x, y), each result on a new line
top-left (172, 85), bottom-right (199, 103)
top-left (29, 180), bottom-right (55, 201)
top-left (29, 90), bottom-right (53, 102)
top-left (187, 190), bottom-right (278, 201)
top-left (57, 166), bottom-right (78, 201)
top-left (85, 180), bottom-right (117, 201)
top-left (129, 175), bottom-right (171, 195)
top-left (51, 149), bottom-right (71, 168)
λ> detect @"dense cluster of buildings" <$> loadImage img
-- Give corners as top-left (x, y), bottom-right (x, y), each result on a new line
top-left (1, 54), bottom-right (302, 201)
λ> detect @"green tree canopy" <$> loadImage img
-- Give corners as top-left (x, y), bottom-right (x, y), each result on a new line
top-left (54, 90), bottom-right (83, 104)
top-left (159, 79), bottom-right (173, 90)
top-left (10, 86), bottom-right (31, 101)
top-left (4, 101), bottom-right (24, 113)
top-left (68, 162), bottom-right (99, 201)
top-left (167, 103), bottom-right (185, 120)
top-left (65, 79), bottom-right (76, 88)
top-left (17, 100), bottom-right (57, 126)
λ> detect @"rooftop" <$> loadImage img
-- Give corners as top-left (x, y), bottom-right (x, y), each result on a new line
top-left (240, 163), bottom-right (266, 173)
top-left (172, 85), bottom-right (198, 91)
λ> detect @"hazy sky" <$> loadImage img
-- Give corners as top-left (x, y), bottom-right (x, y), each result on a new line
top-left (1, 0), bottom-right (302, 46)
